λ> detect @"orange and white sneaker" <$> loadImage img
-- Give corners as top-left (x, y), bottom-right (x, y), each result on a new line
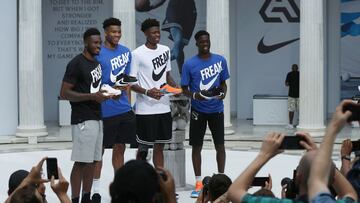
top-left (160, 83), bottom-right (182, 95)
top-left (190, 181), bottom-right (203, 198)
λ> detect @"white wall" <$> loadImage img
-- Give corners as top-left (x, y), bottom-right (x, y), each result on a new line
top-left (0, 0), bottom-right (18, 136)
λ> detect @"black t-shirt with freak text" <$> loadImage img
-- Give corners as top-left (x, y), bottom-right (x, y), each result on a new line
top-left (62, 54), bottom-right (102, 124)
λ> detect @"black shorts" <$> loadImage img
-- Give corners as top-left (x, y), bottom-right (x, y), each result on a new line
top-left (102, 110), bottom-right (136, 148)
top-left (136, 112), bottom-right (172, 145)
top-left (189, 109), bottom-right (224, 146)
top-left (161, 0), bottom-right (197, 44)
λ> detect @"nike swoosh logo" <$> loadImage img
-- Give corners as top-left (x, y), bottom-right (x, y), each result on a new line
top-left (257, 37), bottom-right (299, 54)
top-left (199, 74), bottom-right (219, 90)
top-left (90, 80), bottom-right (101, 93)
top-left (152, 67), bottom-right (167, 81)
top-left (110, 69), bottom-right (125, 83)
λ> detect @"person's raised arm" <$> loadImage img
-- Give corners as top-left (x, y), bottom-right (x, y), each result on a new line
top-left (228, 132), bottom-right (284, 203)
top-left (60, 82), bottom-right (109, 103)
top-left (340, 139), bottom-right (352, 176)
top-left (308, 100), bottom-right (354, 200)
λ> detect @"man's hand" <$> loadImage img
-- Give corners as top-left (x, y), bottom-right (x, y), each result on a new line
top-left (93, 91), bottom-right (111, 103)
top-left (297, 131), bottom-right (318, 151)
top-left (158, 167), bottom-right (176, 203)
top-left (22, 157), bottom-right (49, 186)
top-left (263, 174), bottom-right (272, 191)
top-left (50, 168), bottom-right (71, 203)
top-left (147, 88), bottom-right (164, 100)
top-left (329, 100), bottom-right (353, 133)
top-left (341, 139), bottom-right (353, 157)
top-left (259, 132), bottom-right (284, 159)
top-left (194, 92), bottom-right (206, 100)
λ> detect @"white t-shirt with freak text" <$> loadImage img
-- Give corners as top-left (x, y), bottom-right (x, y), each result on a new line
top-left (130, 44), bottom-right (172, 115)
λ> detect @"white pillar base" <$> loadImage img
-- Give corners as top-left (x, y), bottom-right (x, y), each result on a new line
top-left (16, 126), bottom-right (48, 144)
top-left (296, 125), bottom-right (325, 137)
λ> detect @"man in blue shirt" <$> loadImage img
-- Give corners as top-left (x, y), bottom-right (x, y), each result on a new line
top-left (181, 30), bottom-right (230, 198)
top-left (92, 17), bottom-right (136, 203)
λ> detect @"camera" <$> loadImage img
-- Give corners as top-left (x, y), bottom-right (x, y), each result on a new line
top-left (281, 170), bottom-right (297, 199)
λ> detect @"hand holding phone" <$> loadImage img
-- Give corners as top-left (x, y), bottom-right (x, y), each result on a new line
top-left (351, 140), bottom-right (360, 152)
top-left (46, 158), bottom-right (59, 180)
top-left (343, 102), bottom-right (360, 122)
top-left (279, 136), bottom-right (305, 150)
top-left (251, 177), bottom-right (269, 187)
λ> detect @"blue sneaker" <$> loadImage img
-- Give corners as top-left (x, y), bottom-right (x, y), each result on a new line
top-left (190, 190), bottom-right (200, 198)
top-left (190, 181), bottom-right (203, 198)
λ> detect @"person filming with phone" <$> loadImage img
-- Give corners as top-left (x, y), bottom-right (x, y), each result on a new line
top-left (227, 130), bottom-right (357, 203)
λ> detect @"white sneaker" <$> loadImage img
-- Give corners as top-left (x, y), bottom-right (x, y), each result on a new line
top-left (285, 124), bottom-right (294, 129)
top-left (101, 84), bottom-right (121, 96)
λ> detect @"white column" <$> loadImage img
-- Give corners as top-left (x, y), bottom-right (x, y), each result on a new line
top-left (207, 0), bottom-right (233, 134)
top-left (16, 0), bottom-right (47, 143)
top-left (298, 0), bottom-right (326, 132)
top-left (113, 0), bottom-right (136, 50)
top-left (327, 0), bottom-right (341, 117)
top-left (113, 0), bottom-right (137, 106)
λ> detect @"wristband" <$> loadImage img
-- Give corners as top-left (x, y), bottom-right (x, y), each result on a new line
top-left (341, 155), bottom-right (351, 161)
top-left (192, 92), bottom-right (196, 100)
top-left (144, 89), bottom-right (148, 96)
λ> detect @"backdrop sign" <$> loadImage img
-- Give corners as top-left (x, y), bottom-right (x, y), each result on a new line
top-left (42, 0), bottom-right (112, 121)
top-left (236, 0), bottom-right (300, 119)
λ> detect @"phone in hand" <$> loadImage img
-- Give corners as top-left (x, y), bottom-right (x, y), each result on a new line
top-left (46, 157), bottom-right (59, 179)
top-left (351, 140), bottom-right (360, 151)
top-left (251, 177), bottom-right (269, 187)
top-left (279, 136), bottom-right (305, 150)
top-left (343, 102), bottom-right (360, 122)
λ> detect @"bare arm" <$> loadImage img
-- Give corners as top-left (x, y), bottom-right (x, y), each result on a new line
top-left (227, 133), bottom-right (284, 203)
top-left (332, 169), bottom-right (358, 200)
top-left (340, 139), bottom-right (352, 176)
top-left (5, 158), bottom-right (49, 203)
top-left (130, 84), bottom-right (163, 100)
top-left (166, 72), bottom-right (178, 87)
top-left (308, 100), bottom-right (355, 200)
top-left (51, 168), bottom-right (71, 203)
top-left (60, 81), bottom-right (108, 103)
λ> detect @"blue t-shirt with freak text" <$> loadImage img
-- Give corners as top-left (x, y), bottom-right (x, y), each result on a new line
top-left (96, 44), bottom-right (132, 118)
top-left (181, 53), bottom-right (230, 113)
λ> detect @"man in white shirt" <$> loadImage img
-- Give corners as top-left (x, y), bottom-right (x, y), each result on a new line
top-left (130, 18), bottom-right (179, 168)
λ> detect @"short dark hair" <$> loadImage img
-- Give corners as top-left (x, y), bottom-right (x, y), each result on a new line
top-left (194, 30), bottom-right (210, 41)
top-left (110, 160), bottom-right (160, 203)
top-left (83, 28), bottom-right (100, 41)
top-left (103, 17), bottom-right (121, 29)
top-left (10, 184), bottom-right (41, 203)
top-left (8, 170), bottom-right (29, 195)
top-left (208, 174), bottom-right (232, 201)
top-left (141, 18), bottom-right (160, 32)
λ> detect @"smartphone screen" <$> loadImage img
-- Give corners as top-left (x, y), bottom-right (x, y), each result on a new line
top-left (46, 158), bottom-right (59, 179)
top-left (251, 177), bottom-right (269, 187)
top-left (279, 136), bottom-right (305, 150)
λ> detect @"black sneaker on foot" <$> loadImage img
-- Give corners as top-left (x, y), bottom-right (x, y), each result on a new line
top-left (81, 193), bottom-right (91, 203)
top-left (72, 197), bottom-right (79, 203)
top-left (91, 193), bottom-right (101, 203)
top-left (115, 73), bottom-right (138, 87)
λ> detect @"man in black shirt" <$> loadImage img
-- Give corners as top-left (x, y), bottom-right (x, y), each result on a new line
top-left (285, 64), bottom-right (299, 129)
top-left (60, 28), bottom-right (109, 203)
